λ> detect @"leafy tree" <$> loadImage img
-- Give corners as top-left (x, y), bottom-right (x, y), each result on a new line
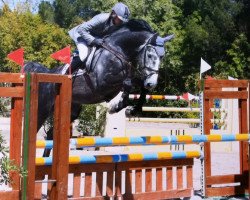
top-left (172, 0), bottom-right (249, 92)
top-left (38, 1), bottom-right (55, 23)
top-left (0, 131), bottom-right (27, 185)
top-left (0, 6), bottom-right (71, 72)
top-left (77, 104), bottom-right (107, 137)
top-left (236, 0), bottom-right (250, 40)
top-left (52, 0), bottom-right (98, 28)
top-left (214, 34), bottom-right (250, 79)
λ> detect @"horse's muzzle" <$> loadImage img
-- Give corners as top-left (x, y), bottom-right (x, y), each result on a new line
top-left (144, 74), bottom-right (158, 90)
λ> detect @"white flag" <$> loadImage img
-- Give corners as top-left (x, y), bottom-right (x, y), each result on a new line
top-left (200, 58), bottom-right (211, 79)
top-left (228, 76), bottom-right (237, 80)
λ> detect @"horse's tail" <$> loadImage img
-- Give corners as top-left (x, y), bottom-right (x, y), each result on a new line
top-left (23, 62), bottom-right (50, 73)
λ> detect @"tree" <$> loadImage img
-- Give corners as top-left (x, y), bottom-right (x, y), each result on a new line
top-left (0, 6), bottom-right (71, 72)
top-left (38, 1), bottom-right (55, 23)
top-left (0, 131), bottom-right (27, 185)
top-left (53, 0), bottom-right (98, 28)
top-left (214, 34), bottom-right (250, 79)
top-left (171, 0), bottom-right (249, 92)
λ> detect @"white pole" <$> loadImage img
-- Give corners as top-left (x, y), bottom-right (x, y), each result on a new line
top-left (199, 91), bottom-right (205, 197)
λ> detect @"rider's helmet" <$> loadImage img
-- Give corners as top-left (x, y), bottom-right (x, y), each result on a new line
top-left (111, 2), bottom-right (130, 22)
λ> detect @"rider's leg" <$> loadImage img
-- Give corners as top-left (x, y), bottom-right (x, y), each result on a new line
top-left (71, 39), bottom-right (88, 72)
top-left (71, 56), bottom-right (82, 72)
top-left (77, 42), bottom-right (88, 62)
top-left (76, 38), bottom-right (88, 62)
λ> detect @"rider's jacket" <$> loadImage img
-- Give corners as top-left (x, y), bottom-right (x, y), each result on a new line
top-left (68, 13), bottom-right (122, 45)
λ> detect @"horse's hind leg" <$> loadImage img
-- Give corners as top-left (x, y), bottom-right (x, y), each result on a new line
top-left (42, 128), bottom-right (53, 157)
top-left (42, 102), bottom-right (82, 157)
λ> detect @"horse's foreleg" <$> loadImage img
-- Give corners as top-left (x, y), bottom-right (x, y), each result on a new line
top-left (108, 78), bottom-right (132, 114)
top-left (42, 127), bottom-right (53, 157)
top-left (125, 87), bottom-right (148, 117)
top-left (109, 91), bottom-right (130, 113)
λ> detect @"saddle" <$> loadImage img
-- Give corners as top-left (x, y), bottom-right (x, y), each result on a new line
top-left (69, 47), bottom-right (98, 74)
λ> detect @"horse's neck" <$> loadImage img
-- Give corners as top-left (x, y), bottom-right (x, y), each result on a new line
top-left (110, 32), bottom-right (150, 59)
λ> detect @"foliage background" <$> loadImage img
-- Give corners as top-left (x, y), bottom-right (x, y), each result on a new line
top-left (0, 0), bottom-right (248, 90)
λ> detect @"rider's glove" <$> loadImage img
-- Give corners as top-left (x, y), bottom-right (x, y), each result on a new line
top-left (91, 38), bottom-right (103, 47)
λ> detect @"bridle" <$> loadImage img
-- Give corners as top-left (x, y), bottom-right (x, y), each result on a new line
top-left (136, 34), bottom-right (160, 78)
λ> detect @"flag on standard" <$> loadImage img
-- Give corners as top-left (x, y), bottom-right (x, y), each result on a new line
top-left (200, 58), bottom-right (211, 79)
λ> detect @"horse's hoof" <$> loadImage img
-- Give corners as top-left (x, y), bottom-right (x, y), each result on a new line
top-left (125, 106), bottom-right (143, 117)
top-left (125, 106), bottom-right (135, 117)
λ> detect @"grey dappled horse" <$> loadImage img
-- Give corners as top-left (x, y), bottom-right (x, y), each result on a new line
top-left (24, 19), bottom-right (174, 156)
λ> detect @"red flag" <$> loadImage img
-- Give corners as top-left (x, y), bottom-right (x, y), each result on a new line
top-left (182, 93), bottom-right (189, 101)
top-left (51, 46), bottom-right (71, 64)
top-left (7, 48), bottom-right (24, 67)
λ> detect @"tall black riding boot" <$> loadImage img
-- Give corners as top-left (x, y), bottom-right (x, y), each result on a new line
top-left (70, 56), bottom-right (83, 73)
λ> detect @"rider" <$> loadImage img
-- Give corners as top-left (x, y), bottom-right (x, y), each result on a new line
top-left (69, 2), bottom-right (130, 71)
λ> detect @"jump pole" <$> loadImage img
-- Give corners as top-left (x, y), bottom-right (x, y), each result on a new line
top-left (36, 134), bottom-right (250, 149)
top-left (36, 151), bottom-right (202, 165)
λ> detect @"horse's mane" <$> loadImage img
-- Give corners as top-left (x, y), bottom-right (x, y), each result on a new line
top-left (125, 19), bottom-right (155, 33)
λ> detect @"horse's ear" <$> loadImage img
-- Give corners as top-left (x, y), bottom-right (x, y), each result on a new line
top-left (148, 34), bottom-right (158, 45)
top-left (163, 34), bottom-right (175, 43)
top-left (155, 35), bottom-right (164, 46)
top-left (155, 34), bottom-right (174, 46)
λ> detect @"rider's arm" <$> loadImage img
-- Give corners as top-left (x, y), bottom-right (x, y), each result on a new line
top-left (77, 13), bottom-right (110, 45)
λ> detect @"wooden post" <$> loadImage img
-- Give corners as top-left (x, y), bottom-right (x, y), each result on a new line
top-left (9, 85), bottom-right (23, 190)
top-left (0, 73), bottom-right (24, 192)
top-left (50, 75), bottom-right (72, 199)
top-left (22, 73), bottom-right (39, 200)
top-left (21, 73), bottom-right (72, 199)
top-left (204, 80), bottom-right (249, 197)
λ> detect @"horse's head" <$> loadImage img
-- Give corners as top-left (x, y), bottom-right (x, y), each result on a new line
top-left (104, 19), bottom-right (174, 91)
top-left (137, 33), bottom-right (174, 90)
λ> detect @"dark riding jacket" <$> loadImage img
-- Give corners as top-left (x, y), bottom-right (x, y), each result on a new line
top-left (69, 13), bottom-right (122, 45)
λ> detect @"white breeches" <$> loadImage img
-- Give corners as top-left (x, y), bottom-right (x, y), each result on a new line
top-left (77, 42), bottom-right (88, 62)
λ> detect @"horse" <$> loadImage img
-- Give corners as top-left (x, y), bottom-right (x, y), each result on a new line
top-left (24, 19), bottom-right (174, 156)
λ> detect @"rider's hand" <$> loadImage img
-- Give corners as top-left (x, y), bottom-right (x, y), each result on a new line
top-left (91, 38), bottom-right (103, 47)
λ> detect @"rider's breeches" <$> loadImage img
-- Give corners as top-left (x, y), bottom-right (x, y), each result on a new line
top-left (77, 43), bottom-right (88, 62)
top-left (76, 38), bottom-right (88, 62)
